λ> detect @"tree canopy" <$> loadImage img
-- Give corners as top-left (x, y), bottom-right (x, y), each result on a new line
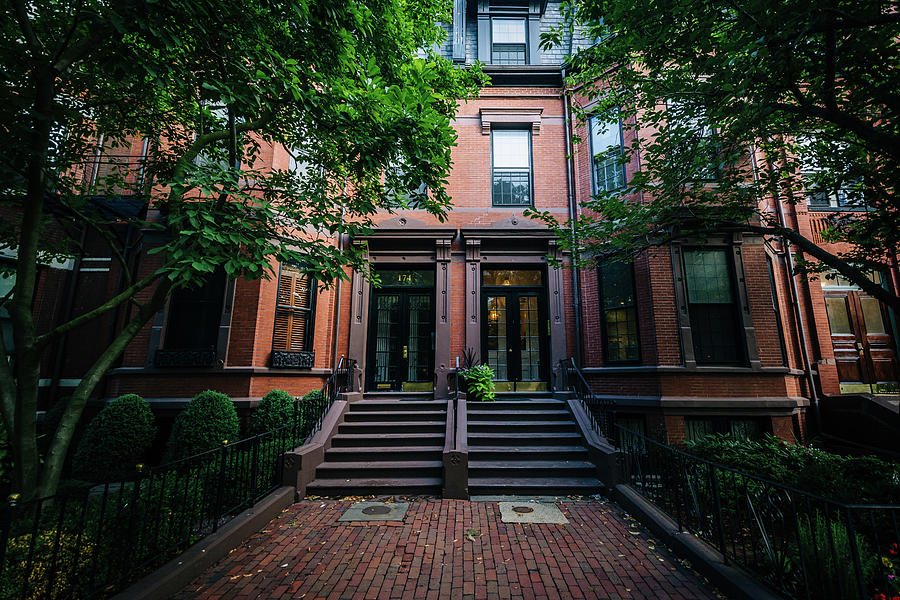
top-left (532, 0), bottom-right (899, 309)
top-left (0, 0), bottom-right (484, 499)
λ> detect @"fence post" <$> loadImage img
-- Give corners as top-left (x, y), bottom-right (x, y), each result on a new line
top-left (123, 464), bottom-right (145, 581)
top-left (708, 463), bottom-right (728, 563)
top-left (213, 440), bottom-right (229, 532)
top-left (842, 507), bottom-right (868, 600)
top-left (250, 435), bottom-right (260, 494)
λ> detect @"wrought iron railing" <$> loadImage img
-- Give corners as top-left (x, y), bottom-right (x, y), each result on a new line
top-left (558, 357), bottom-right (616, 441)
top-left (71, 153), bottom-right (150, 191)
top-left (0, 378), bottom-right (348, 599)
top-left (305, 357), bottom-right (354, 439)
top-left (618, 425), bottom-right (900, 600)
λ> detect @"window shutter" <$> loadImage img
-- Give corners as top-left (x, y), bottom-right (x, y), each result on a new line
top-left (273, 264), bottom-right (313, 351)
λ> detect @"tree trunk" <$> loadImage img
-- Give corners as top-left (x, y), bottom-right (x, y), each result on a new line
top-left (36, 279), bottom-right (172, 499)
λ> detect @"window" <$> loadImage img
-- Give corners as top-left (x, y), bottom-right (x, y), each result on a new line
top-left (386, 162), bottom-right (427, 209)
top-left (686, 417), bottom-right (764, 442)
top-left (491, 18), bottom-right (527, 64)
top-left (599, 262), bottom-right (639, 362)
top-left (615, 415), bottom-right (646, 451)
top-left (589, 114), bottom-right (625, 193)
top-left (273, 263), bottom-right (316, 352)
top-left (492, 129), bottom-right (532, 206)
top-left (164, 269), bottom-right (226, 350)
top-left (683, 248), bottom-right (744, 364)
top-left (798, 137), bottom-right (863, 209)
top-left (666, 100), bottom-right (720, 181)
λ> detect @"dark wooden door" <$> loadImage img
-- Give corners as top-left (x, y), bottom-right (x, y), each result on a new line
top-left (367, 290), bottom-right (434, 392)
top-left (482, 291), bottom-right (547, 391)
top-left (825, 291), bottom-right (900, 393)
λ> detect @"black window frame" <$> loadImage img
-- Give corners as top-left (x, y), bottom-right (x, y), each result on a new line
top-left (490, 17), bottom-right (528, 65)
top-left (589, 113), bottom-right (627, 194)
top-left (682, 247), bottom-right (746, 366)
top-left (163, 268), bottom-right (227, 351)
top-left (491, 128), bottom-right (533, 207)
top-left (598, 261), bottom-right (640, 364)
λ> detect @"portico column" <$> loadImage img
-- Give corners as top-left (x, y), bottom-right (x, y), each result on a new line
top-left (434, 239), bottom-right (452, 398)
top-left (347, 242), bottom-right (370, 392)
top-left (465, 239), bottom-right (482, 362)
top-left (548, 241), bottom-right (568, 390)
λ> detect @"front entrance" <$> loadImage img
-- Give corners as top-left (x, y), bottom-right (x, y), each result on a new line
top-left (823, 276), bottom-right (900, 394)
top-left (366, 270), bottom-right (435, 392)
top-left (482, 269), bottom-right (549, 392)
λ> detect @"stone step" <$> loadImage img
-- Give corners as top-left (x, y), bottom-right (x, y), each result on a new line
top-left (316, 460), bottom-right (443, 479)
top-left (467, 409), bottom-right (573, 422)
top-left (467, 400), bottom-right (567, 411)
top-left (350, 401), bottom-right (446, 412)
top-left (338, 421), bottom-right (446, 434)
top-left (468, 460), bottom-right (596, 478)
top-left (330, 432), bottom-right (445, 447)
top-left (305, 477), bottom-right (443, 497)
top-left (467, 446), bottom-right (590, 460)
top-left (344, 410), bottom-right (447, 422)
top-left (468, 477), bottom-right (603, 496)
top-left (324, 446), bottom-right (444, 461)
top-left (467, 432), bottom-right (584, 446)
top-left (468, 421), bottom-right (576, 434)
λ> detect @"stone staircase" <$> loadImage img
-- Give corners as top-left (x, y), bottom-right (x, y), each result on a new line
top-left (305, 393), bottom-right (446, 497)
top-left (467, 396), bottom-right (603, 496)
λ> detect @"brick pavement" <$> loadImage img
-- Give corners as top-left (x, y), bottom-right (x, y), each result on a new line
top-left (175, 500), bottom-right (722, 600)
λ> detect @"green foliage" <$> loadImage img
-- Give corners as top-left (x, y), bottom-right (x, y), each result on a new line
top-left (71, 394), bottom-right (156, 482)
top-left (460, 365), bottom-right (496, 402)
top-left (166, 391), bottom-right (238, 460)
top-left (532, 0), bottom-right (900, 309)
top-left (685, 434), bottom-right (900, 504)
top-left (796, 512), bottom-right (877, 600)
top-left (249, 389), bottom-right (295, 436)
top-left (0, 0), bottom-right (486, 499)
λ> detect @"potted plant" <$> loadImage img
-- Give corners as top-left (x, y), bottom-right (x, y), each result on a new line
top-left (459, 363), bottom-right (496, 402)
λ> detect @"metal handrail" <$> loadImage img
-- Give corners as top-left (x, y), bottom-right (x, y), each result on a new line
top-left (559, 357), bottom-right (616, 442)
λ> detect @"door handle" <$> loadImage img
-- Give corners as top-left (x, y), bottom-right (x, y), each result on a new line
top-left (856, 342), bottom-right (865, 356)
top-left (403, 345), bottom-right (408, 359)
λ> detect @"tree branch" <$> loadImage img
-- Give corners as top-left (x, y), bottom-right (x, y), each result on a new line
top-left (35, 270), bottom-right (160, 349)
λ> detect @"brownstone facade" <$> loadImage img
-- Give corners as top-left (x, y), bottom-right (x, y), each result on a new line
top-left (29, 0), bottom-right (899, 446)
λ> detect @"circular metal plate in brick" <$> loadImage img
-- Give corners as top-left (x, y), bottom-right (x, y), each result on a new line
top-left (512, 506), bottom-right (535, 514)
top-left (362, 505), bottom-right (392, 515)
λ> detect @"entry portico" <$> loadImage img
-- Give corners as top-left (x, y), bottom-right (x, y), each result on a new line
top-left (346, 216), bottom-right (570, 397)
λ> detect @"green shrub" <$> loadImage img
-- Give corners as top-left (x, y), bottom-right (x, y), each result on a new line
top-left (72, 394), bottom-right (156, 482)
top-left (249, 389), bottom-right (295, 435)
top-left (460, 364), bottom-right (495, 402)
top-left (685, 434), bottom-right (900, 504)
top-left (796, 512), bottom-right (877, 600)
top-left (298, 389), bottom-right (324, 436)
top-left (165, 390), bottom-right (238, 460)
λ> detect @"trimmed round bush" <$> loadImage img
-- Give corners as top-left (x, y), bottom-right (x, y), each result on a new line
top-left (166, 390), bottom-right (239, 459)
top-left (249, 389), bottom-right (295, 435)
top-left (72, 394), bottom-right (156, 482)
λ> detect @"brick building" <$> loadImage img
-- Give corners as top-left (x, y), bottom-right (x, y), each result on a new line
top-left (27, 0), bottom-right (899, 446)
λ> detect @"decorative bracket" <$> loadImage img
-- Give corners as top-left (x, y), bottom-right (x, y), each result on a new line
top-left (479, 107), bottom-right (543, 135)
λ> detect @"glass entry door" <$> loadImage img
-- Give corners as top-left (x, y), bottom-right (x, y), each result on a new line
top-left (367, 271), bottom-right (434, 392)
top-left (482, 269), bottom-right (548, 392)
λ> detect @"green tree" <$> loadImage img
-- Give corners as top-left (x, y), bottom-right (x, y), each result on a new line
top-left (0, 0), bottom-right (484, 499)
top-left (532, 0), bottom-right (899, 309)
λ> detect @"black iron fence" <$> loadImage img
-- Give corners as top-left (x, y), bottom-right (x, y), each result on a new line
top-left (618, 425), bottom-right (900, 600)
top-left (558, 358), bottom-right (616, 440)
top-left (0, 361), bottom-right (353, 600)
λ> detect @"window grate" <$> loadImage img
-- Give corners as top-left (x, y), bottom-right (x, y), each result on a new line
top-left (492, 169), bottom-right (531, 206)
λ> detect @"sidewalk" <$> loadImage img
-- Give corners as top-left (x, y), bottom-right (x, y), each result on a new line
top-left (175, 499), bottom-right (721, 600)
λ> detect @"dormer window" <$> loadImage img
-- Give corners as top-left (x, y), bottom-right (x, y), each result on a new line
top-left (491, 18), bottom-right (527, 64)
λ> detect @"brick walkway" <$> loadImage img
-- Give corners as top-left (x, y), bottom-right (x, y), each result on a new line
top-left (175, 500), bottom-right (721, 600)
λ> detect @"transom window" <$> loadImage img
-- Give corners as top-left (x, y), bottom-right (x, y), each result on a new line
top-left (683, 249), bottom-right (744, 364)
top-left (589, 114), bottom-right (626, 193)
top-left (492, 129), bottom-right (532, 206)
top-left (491, 18), bottom-right (527, 64)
